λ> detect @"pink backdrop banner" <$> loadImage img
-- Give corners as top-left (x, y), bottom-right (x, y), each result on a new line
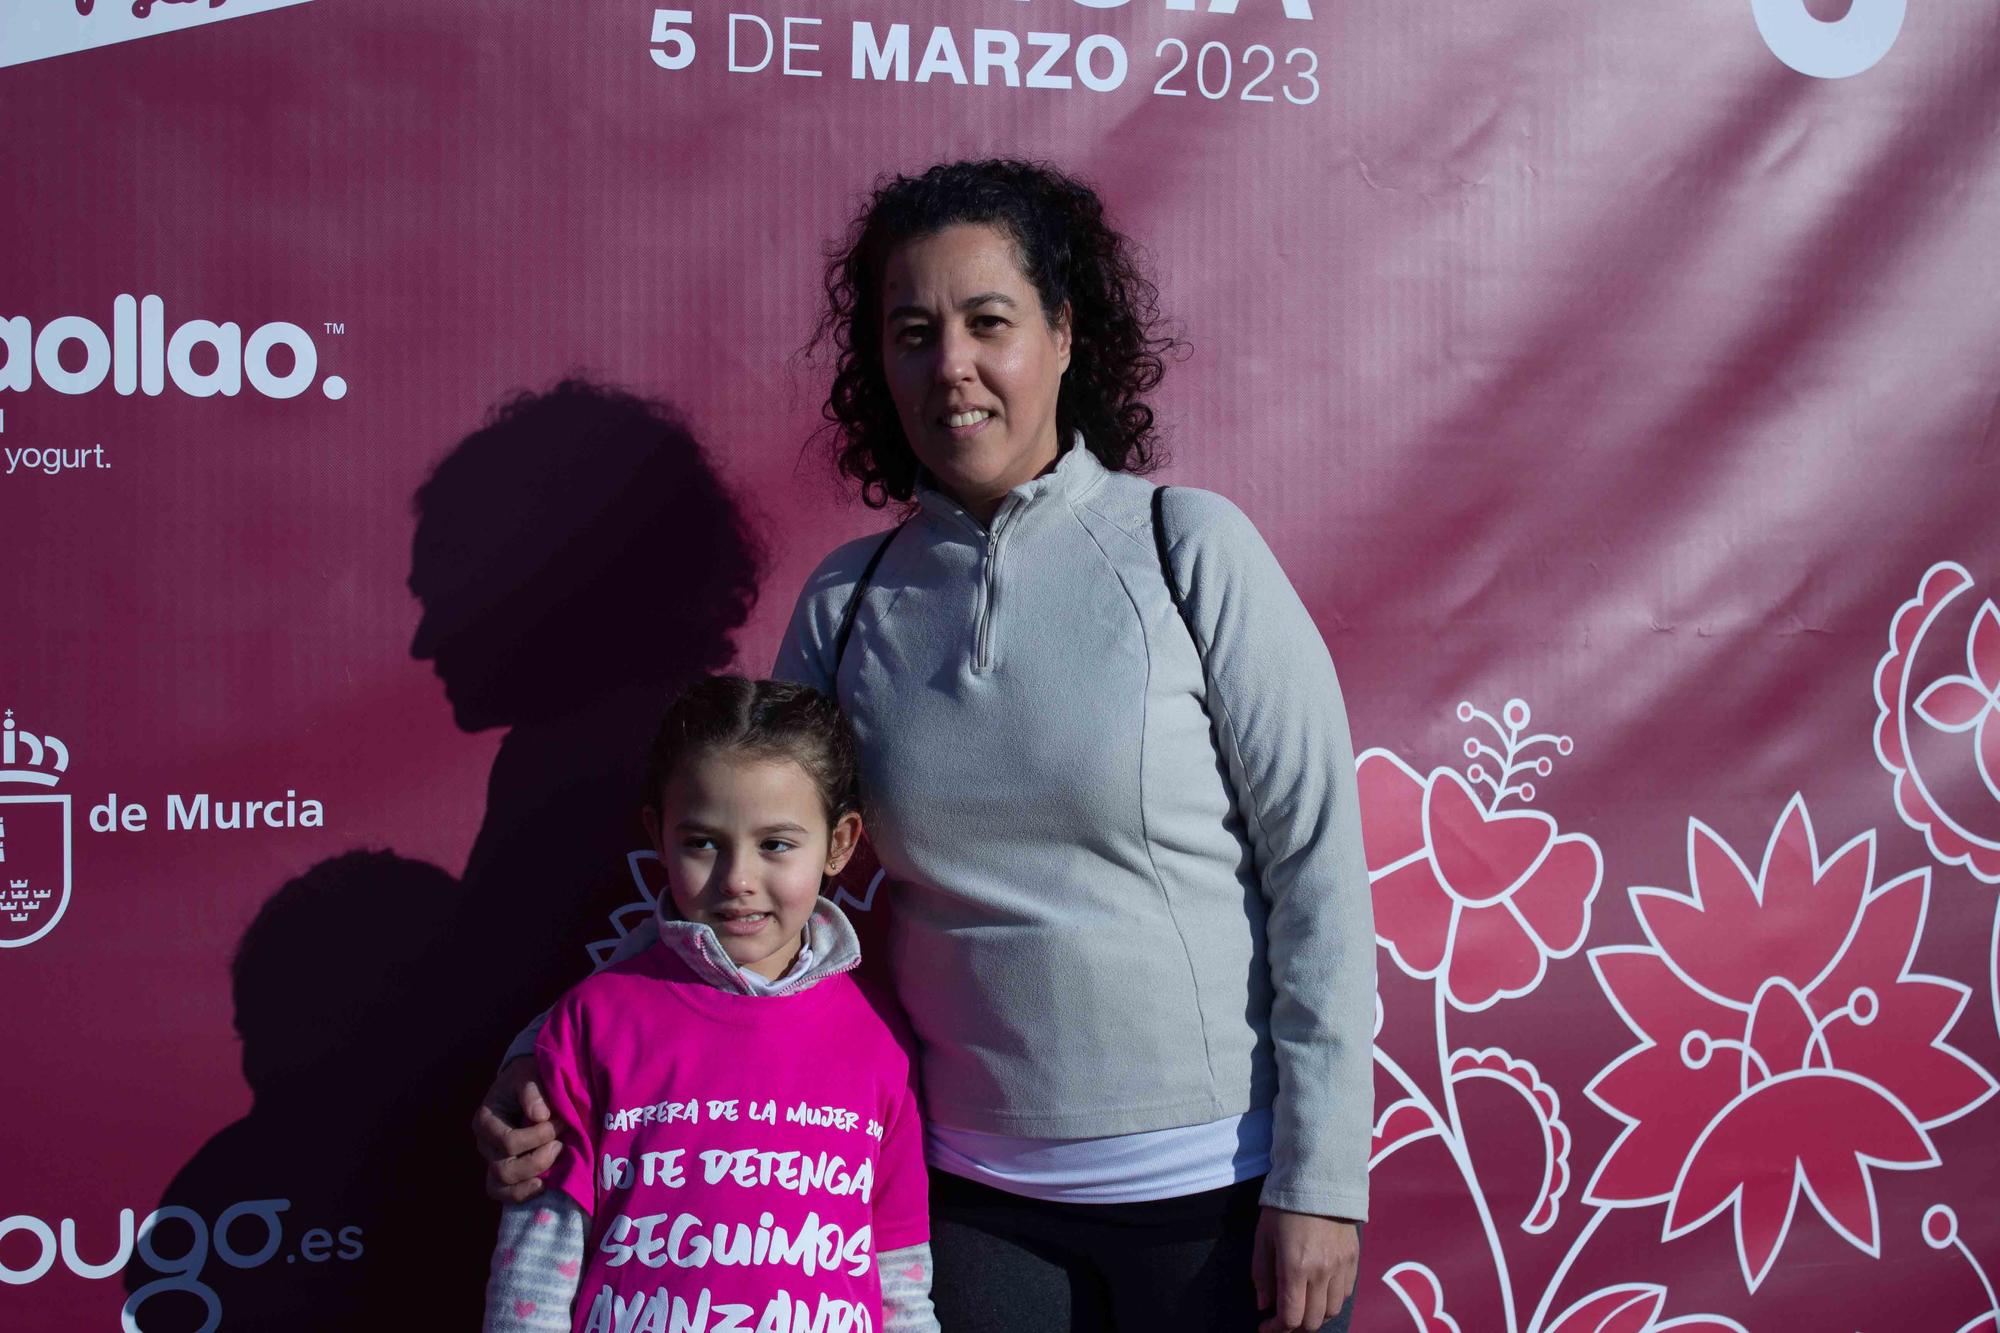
top-left (3, 1), bottom-right (1997, 1330)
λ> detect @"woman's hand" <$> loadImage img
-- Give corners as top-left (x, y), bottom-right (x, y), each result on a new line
top-left (1252, 1207), bottom-right (1358, 1332)
top-left (472, 1056), bottom-right (563, 1203)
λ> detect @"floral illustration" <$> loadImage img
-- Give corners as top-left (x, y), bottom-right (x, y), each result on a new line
top-left (1362, 698), bottom-right (2000, 1333)
top-left (1539, 1285), bottom-right (1746, 1333)
top-left (1875, 562), bottom-right (2000, 883)
top-left (1915, 599), bottom-right (2000, 804)
top-left (1381, 1264), bottom-right (1459, 1333)
top-left (1586, 796), bottom-right (1995, 1290)
top-left (1363, 701), bottom-right (1739, 1333)
top-left (1360, 700), bottom-right (1603, 1010)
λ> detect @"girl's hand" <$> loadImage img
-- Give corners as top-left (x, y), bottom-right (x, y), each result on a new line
top-left (472, 1056), bottom-right (563, 1202)
top-left (1252, 1207), bottom-right (1358, 1332)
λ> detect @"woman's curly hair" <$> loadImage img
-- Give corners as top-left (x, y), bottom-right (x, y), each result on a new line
top-left (812, 159), bottom-right (1183, 507)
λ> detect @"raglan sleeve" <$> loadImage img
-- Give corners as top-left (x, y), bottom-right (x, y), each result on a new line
top-left (772, 577), bottom-right (837, 691)
top-left (771, 528), bottom-right (903, 689)
top-left (1163, 488), bottom-right (1375, 1222)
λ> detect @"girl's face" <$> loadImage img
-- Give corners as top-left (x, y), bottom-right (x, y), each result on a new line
top-left (643, 748), bottom-right (861, 981)
top-left (880, 223), bottom-right (1072, 523)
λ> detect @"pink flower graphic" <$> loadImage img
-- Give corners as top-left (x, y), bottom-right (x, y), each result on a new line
top-left (1360, 700), bottom-right (1603, 1010)
top-left (1449, 1048), bottom-right (1572, 1233)
top-left (1382, 1269), bottom-right (1747, 1333)
top-left (1874, 562), bottom-right (2000, 882)
top-left (1914, 599), bottom-right (2000, 804)
top-left (1382, 1263), bottom-right (1462, 1333)
top-left (1543, 1284), bottom-right (1746, 1333)
top-left (1585, 796), bottom-right (1996, 1291)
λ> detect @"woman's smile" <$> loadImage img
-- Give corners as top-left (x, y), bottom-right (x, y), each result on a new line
top-left (940, 407), bottom-right (997, 437)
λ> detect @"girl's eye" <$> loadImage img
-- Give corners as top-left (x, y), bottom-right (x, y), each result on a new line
top-left (681, 836), bottom-right (716, 852)
top-left (762, 839), bottom-right (797, 854)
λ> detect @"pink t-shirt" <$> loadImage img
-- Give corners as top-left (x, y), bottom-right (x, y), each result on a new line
top-left (536, 946), bottom-right (928, 1333)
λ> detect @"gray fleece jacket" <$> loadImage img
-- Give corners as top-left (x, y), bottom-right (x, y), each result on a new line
top-left (772, 442), bottom-right (1375, 1220)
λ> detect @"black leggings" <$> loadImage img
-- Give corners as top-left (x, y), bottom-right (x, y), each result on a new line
top-left (927, 1169), bottom-right (1357, 1333)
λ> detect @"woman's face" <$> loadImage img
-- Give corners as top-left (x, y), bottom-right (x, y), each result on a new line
top-left (880, 223), bottom-right (1072, 522)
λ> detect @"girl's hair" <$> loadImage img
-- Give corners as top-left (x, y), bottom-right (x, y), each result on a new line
top-left (812, 158), bottom-right (1183, 508)
top-left (644, 676), bottom-right (861, 824)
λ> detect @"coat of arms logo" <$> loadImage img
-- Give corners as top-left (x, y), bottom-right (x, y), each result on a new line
top-left (0, 709), bottom-right (72, 949)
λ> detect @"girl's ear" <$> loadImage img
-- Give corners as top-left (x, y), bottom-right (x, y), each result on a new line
top-left (824, 811), bottom-right (864, 876)
top-left (642, 806), bottom-right (664, 856)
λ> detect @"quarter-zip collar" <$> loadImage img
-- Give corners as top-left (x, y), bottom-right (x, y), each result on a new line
top-left (915, 432), bottom-right (1107, 533)
top-left (914, 437), bottom-right (1108, 674)
top-left (651, 896), bottom-right (863, 997)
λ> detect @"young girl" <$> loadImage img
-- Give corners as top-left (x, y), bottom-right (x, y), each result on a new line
top-left (483, 677), bottom-right (937, 1333)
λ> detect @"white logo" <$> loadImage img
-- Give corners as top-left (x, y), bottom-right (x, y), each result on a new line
top-left (1752, 0), bottom-right (1905, 79)
top-left (2, 1), bottom-right (318, 72)
top-left (0, 708), bottom-right (71, 950)
top-left (0, 1197), bottom-right (362, 1333)
top-left (0, 296), bottom-right (347, 401)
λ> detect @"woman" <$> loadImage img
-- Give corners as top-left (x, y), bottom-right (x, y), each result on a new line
top-left (477, 159), bottom-right (1373, 1333)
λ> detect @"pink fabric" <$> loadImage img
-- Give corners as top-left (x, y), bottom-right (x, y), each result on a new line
top-left (536, 946), bottom-right (927, 1333)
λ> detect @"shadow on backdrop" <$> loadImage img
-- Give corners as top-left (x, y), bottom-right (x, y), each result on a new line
top-left (134, 379), bottom-right (763, 1331)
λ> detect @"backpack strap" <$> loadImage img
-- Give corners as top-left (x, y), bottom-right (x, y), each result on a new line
top-left (832, 521), bottom-right (906, 679)
top-left (1151, 485), bottom-right (1207, 673)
